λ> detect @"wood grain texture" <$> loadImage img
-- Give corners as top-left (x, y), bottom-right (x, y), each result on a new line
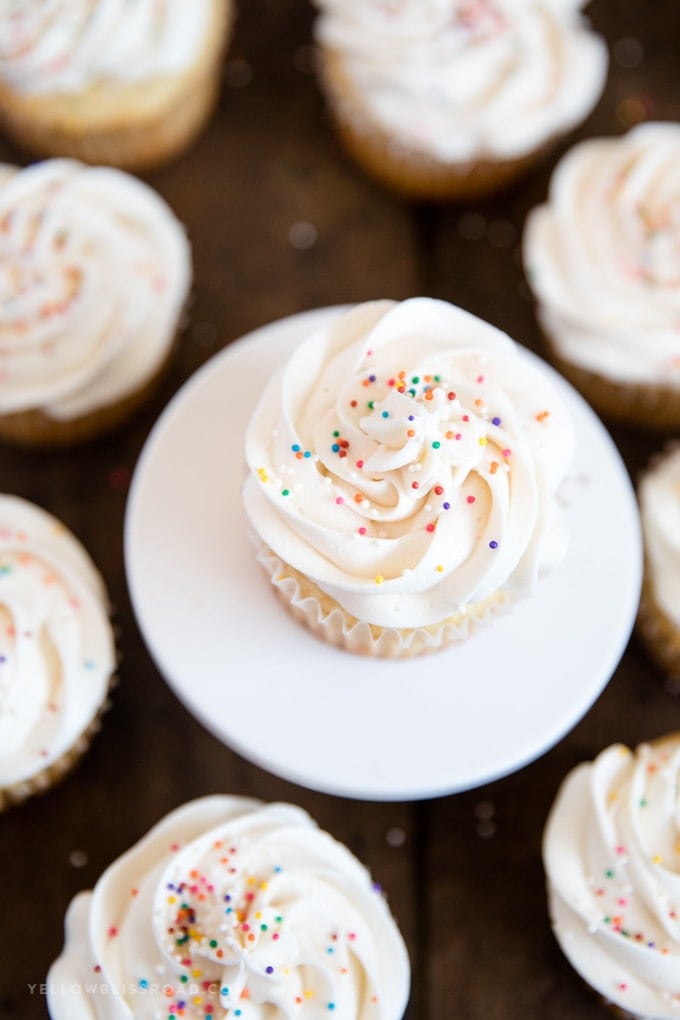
top-left (0, 2), bottom-right (678, 1019)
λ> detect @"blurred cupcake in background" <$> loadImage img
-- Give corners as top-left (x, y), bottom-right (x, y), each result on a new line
top-left (311, 0), bottom-right (607, 201)
top-left (543, 735), bottom-right (680, 1019)
top-left (637, 443), bottom-right (680, 679)
top-left (0, 158), bottom-right (192, 447)
top-left (0, 0), bottom-right (233, 171)
top-left (523, 122), bottom-right (680, 430)
top-left (0, 495), bottom-right (116, 811)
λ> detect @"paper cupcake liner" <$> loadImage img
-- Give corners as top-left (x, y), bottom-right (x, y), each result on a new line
top-left (636, 572), bottom-right (680, 680)
top-left (317, 48), bottom-right (552, 201)
top-left (0, 677), bottom-right (116, 814)
top-left (542, 336), bottom-right (680, 432)
top-left (256, 544), bottom-right (513, 659)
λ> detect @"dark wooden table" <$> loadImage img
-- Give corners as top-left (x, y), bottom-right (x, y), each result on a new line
top-left (1, 3), bottom-right (679, 1017)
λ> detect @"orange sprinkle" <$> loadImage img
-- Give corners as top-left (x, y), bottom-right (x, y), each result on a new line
top-left (407, 429), bottom-right (415, 437)
top-left (424, 391), bottom-right (434, 401)
top-left (536, 410), bottom-right (550, 422)
top-left (490, 461), bottom-right (499, 475)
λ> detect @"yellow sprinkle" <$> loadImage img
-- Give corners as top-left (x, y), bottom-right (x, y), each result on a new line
top-left (257, 467), bottom-right (269, 483)
top-left (436, 565), bottom-right (444, 573)
top-left (192, 997), bottom-right (202, 1007)
top-left (375, 575), bottom-right (384, 584)
top-left (478, 437), bottom-right (487, 446)
top-left (247, 876), bottom-right (256, 886)
top-left (652, 855), bottom-right (663, 865)
top-left (260, 882), bottom-right (268, 891)
top-left (191, 969), bottom-right (202, 979)
top-left (167, 896), bottom-right (176, 905)
top-left (304, 990), bottom-right (314, 999)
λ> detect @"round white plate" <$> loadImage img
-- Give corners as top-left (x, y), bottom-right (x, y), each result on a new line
top-left (125, 307), bottom-right (642, 801)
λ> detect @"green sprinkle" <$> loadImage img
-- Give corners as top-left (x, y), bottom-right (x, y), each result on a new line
top-left (432, 441), bottom-right (441, 449)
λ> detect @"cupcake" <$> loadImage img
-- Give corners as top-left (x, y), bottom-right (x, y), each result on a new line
top-left (0, 158), bottom-right (192, 447)
top-left (523, 122), bottom-right (680, 430)
top-left (0, 494), bottom-right (116, 811)
top-left (637, 444), bottom-right (680, 678)
top-left (47, 795), bottom-right (411, 1019)
top-left (543, 735), bottom-right (680, 1020)
top-left (311, 0), bottom-right (607, 201)
top-left (0, 0), bottom-right (232, 172)
top-left (243, 297), bottom-right (575, 658)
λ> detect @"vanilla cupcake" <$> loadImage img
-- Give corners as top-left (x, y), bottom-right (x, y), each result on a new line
top-left (543, 735), bottom-right (680, 1020)
top-left (0, 0), bottom-right (232, 171)
top-left (47, 795), bottom-right (411, 1019)
top-left (0, 158), bottom-right (192, 447)
top-left (243, 298), bottom-right (575, 658)
top-left (312, 0), bottom-right (607, 201)
top-left (523, 122), bottom-right (680, 430)
top-left (637, 444), bottom-right (680, 678)
top-left (0, 495), bottom-right (116, 811)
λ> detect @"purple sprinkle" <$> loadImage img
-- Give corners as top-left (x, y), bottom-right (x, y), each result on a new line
top-left (408, 415), bottom-right (415, 421)
top-left (492, 417), bottom-right (501, 426)
top-left (266, 966), bottom-right (274, 974)
top-left (443, 502), bottom-right (451, 510)
top-left (489, 540), bottom-right (498, 549)
top-left (369, 374), bottom-right (377, 382)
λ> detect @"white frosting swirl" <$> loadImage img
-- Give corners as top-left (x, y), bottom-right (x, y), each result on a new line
top-left (0, 159), bottom-right (191, 421)
top-left (243, 299), bottom-right (574, 629)
top-left (524, 122), bottom-right (680, 385)
top-left (639, 445), bottom-right (680, 629)
top-left (47, 795), bottom-right (410, 1020)
top-left (0, 0), bottom-right (214, 94)
top-left (543, 737), bottom-right (680, 1019)
top-left (0, 494), bottom-right (115, 790)
top-left (313, 0), bottom-right (607, 162)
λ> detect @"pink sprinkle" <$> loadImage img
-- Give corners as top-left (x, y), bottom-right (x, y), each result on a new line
top-left (358, 527), bottom-right (366, 535)
top-left (335, 497), bottom-right (344, 505)
top-left (466, 496), bottom-right (476, 504)
top-left (356, 460), bottom-right (364, 469)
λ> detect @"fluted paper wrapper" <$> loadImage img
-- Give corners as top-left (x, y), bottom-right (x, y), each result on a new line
top-left (256, 544), bottom-right (513, 659)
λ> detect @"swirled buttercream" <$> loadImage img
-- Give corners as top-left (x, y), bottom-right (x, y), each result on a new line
top-left (313, 0), bottom-right (607, 162)
top-left (243, 299), bottom-right (574, 631)
top-left (0, 159), bottom-right (191, 421)
top-left (639, 445), bottom-right (680, 630)
top-left (0, 494), bottom-right (115, 795)
top-left (543, 737), bottom-right (680, 1019)
top-left (47, 795), bottom-right (410, 1020)
top-left (524, 122), bottom-right (680, 385)
top-left (0, 0), bottom-right (214, 94)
